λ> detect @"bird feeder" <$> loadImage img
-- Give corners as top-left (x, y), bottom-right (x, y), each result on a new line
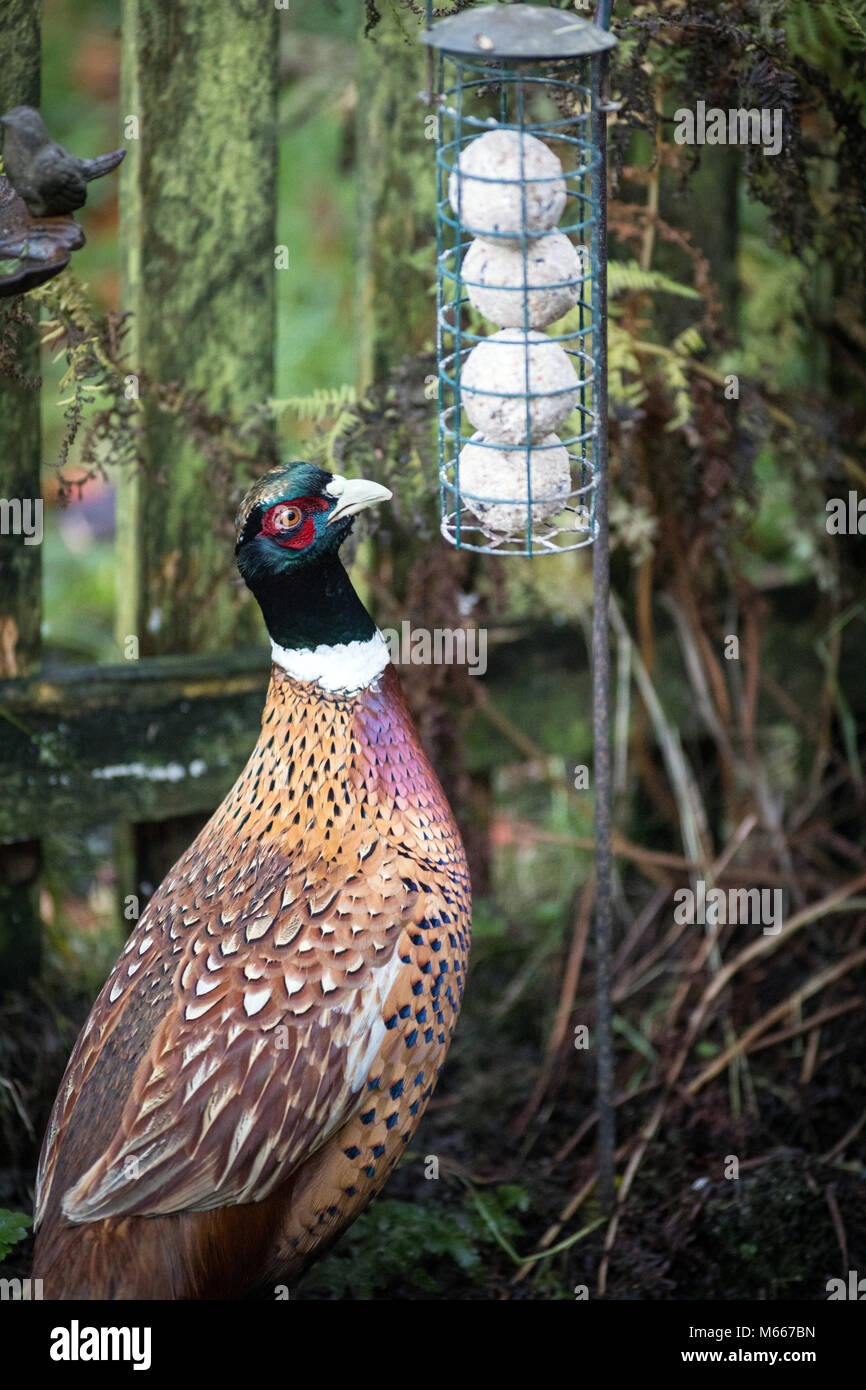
top-left (421, 2), bottom-right (616, 558)
top-left (421, 1), bottom-right (619, 1211)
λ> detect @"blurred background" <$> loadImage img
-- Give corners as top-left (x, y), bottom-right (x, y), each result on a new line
top-left (1, 0), bottom-right (866, 1299)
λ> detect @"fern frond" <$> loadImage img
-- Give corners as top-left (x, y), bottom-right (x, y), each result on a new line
top-left (839, 1), bottom-right (866, 39)
top-left (608, 322), bottom-right (649, 413)
top-left (672, 325), bottom-right (705, 358)
top-left (785, 0), bottom-right (866, 52)
top-left (324, 408), bottom-right (360, 468)
top-left (608, 260), bottom-right (702, 300)
top-left (269, 384), bottom-right (358, 423)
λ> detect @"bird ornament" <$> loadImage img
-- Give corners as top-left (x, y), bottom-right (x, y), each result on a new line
top-left (0, 106), bottom-right (125, 219)
top-left (33, 463), bottom-right (471, 1298)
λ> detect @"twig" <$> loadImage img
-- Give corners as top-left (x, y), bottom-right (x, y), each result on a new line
top-left (490, 816), bottom-right (687, 873)
top-left (825, 1185), bottom-right (848, 1271)
top-left (822, 1105), bottom-right (866, 1164)
top-left (748, 997), bottom-right (862, 1055)
top-left (597, 872), bottom-right (866, 1293)
top-left (511, 875), bottom-right (596, 1137)
top-left (685, 952), bottom-right (866, 1094)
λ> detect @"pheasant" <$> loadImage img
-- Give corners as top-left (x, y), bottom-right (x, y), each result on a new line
top-left (32, 462), bottom-right (471, 1299)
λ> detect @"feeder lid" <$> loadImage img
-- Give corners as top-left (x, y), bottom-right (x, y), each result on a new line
top-left (420, 4), bottom-right (617, 60)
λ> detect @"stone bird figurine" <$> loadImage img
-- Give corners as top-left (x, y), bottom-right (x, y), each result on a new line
top-left (32, 463), bottom-right (471, 1299)
top-left (0, 106), bottom-right (125, 218)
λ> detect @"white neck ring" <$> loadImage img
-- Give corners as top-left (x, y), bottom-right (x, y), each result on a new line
top-left (270, 630), bottom-right (390, 694)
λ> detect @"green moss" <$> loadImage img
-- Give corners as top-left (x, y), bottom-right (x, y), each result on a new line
top-left (693, 1160), bottom-right (842, 1300)
top-left (298, 1186), bottom-right (528, 1300)
top-left (119, 0), bottom-right (279, 655)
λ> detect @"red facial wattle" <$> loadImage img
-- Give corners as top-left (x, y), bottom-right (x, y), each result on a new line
top-left (258, 496), bottom-right (329, 550)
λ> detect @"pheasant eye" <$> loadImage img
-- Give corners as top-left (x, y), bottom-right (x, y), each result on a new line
top-left (272, 504), bottom-right (301, 529)
top-left (257, 494), bottom-right (328, 548)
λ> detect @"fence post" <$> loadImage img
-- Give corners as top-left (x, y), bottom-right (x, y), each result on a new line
top-left (0, 0), bottom-right (43, 985)
top-left (118, 0), bottom-right (278, 657)
top-left (118, 0), bottom-right (278, 900)
top-left (356, 8), bottom-right (433, 387)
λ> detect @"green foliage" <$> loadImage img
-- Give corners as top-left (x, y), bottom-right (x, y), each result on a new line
top-left (468, 898), bottom-right (510, 941)
top-left (562, 261), bottom-right (705, 437)
top-left (300, 1186), bottom-right (528, 1298)
top-left (659, 324), bottom-right (705, 431)
top-left (609, 496), bottom-right (658, 566)
top-left (270, 384), bottom-right (358, 423)
top-left (606, 318), bottom-right (705, 435)
top-left (720, 201), bottom-right (811, 392)
top-left (269, 386), bottom-right (364, 469)
top-left (607, 320), bottom-right (648, 418)
top-left (784, 0), bottom-right (866, 101)
top-left (734, 445), bottom-right (834, 593)
top-left (31, 272), bottom-right (142, 493)
top-left (41, 523), bottom-right (115, 663)
top-left (0, 1210), bottom-right (31, 1262)
top-left (839, 0), bottom-right (866, 42)
top-left (608, 260), bottom-right (702, 301)
top-left (275, 93), bottom-right (357, 402)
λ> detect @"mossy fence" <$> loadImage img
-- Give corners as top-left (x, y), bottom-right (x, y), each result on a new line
top-left (0, 0), bottom-right (285, 984)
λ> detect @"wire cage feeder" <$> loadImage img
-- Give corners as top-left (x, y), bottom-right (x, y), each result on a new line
top-left (422, 3), bottom-right (616, 557)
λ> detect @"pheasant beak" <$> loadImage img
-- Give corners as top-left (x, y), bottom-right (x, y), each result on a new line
top-left (325, 476), bottom-right (392, 526)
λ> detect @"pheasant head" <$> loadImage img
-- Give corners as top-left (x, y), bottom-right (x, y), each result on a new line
top-left (235, 462), bottom-right (392, 690)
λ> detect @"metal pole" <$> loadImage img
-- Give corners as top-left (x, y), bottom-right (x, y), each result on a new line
top-left (591, 46), bottom-right (615, 1215)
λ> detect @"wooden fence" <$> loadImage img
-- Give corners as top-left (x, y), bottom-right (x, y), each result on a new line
top-left (0, 0), bottom-right (282, 984)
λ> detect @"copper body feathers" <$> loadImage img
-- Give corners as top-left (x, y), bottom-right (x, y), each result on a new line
top-left (33, 663), bottom-right (471, 1298)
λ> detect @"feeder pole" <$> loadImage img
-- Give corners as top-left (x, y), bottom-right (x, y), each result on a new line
top-left (591, 11), bottom-right (615, 1217)
top-left (423, 0), bottom-right (618, 1214)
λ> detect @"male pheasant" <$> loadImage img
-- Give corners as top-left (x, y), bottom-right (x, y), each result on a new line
top-left (33, 462), bottom-right (471, 1299)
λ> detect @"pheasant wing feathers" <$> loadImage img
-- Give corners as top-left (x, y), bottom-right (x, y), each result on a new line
top-left (37, 834), bottom-right (420, 1224)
